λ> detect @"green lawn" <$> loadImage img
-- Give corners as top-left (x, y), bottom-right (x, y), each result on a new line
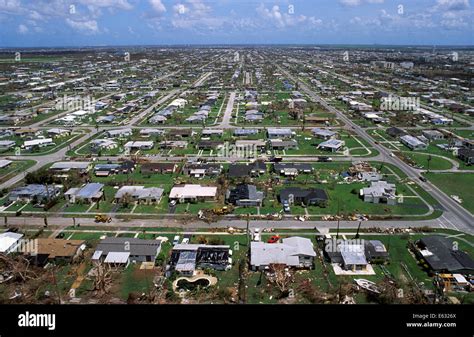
top-left (425, 172), bottom-right (474, 214)
top-left (402, 152), bottom-right (453, 170)
top-left (0, 160), bottom-right (36, 184)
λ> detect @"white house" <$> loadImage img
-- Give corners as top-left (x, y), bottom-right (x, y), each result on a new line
top-left (169, 184), bottom-right (217, 203)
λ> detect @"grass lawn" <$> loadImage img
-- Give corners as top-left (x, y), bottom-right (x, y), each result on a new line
top-left (118, 263), bottom-right (159, 300)
top-left (272, 181), bottom-right (429, 217)
top-left (425, 172), bottom-right (474, 214)
top-left (0, 160), bottom-right (36, 184)
top-left (401, 152), bottom-right (453, 170)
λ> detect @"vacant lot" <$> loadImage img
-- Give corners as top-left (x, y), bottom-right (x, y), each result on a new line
top-left (425, 172), bottom-right (474, 214)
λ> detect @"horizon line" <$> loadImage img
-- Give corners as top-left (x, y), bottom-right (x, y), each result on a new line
top-left (1, 43), bottom-right (474, 50)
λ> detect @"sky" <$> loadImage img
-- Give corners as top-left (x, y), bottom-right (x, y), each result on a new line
top-left (0, 0), bottom-right (472, 47)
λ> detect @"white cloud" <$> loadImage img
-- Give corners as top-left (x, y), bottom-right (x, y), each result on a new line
top-left (17, 23), bottom-right (28, 34)
top-left (256, 4), bottom-right (321, 30)
top-left (78, 0), bottom-right (133, 11)
top-left (339, 0), bottom-right (385, 6)
top-left (339, 0), bottom-right (361, 6)
top-left (65, 18), bottom-right (99, 34)
top-left (149, 0), bottom-right (166, 13)
top-left (0, 0), bottom-right (23, 14)
top-left (437, 0), bottom-right (470, 11)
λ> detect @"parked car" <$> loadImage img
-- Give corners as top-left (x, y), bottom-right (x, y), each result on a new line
top-left (318, 156), bottom-right (332, 162)
top-left (181, 238), bottom-right (190, 244)
top-left (253, 228), bottom-right (261, 242)
top-left (173, 235), bottom-right (180, 245)
top-left (283, 201), bottom-right (291, 213)
top-left (267, 235), bottom-right (281, 244)
top-left (169, 200), bottom-right (177, 207)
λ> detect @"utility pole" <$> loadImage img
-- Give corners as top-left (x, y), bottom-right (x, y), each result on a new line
top-left (246, 213), bottom-right (250, 246)
top-left (336, 198), bottom-right (340, 240)
top-left (355, 221), bottom-right (362, 239)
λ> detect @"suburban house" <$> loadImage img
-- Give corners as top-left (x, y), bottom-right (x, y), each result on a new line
top-left (50, 161), bottom-right (91, 174)
top-left (139, 128), bottom-right (166, 137)
top-left (413, 236), bottom-right (474, 274)
top-left (169, 244), bottom-right (231, 275)
top-left (168, 129), bottom-right (193, 139)
top-left (273, 163), bottom-right (313, 176)
top-left (233, 128), bottom-right (259, 137)
top-left (228, 161), bottom-right (266, 178)
top-left (0, 140), bottom-right (16, 151)
top-left (47, 128), bottom-right (71, 137)
top-left (65, 183), bottom-right (104, 204)
top-left (93, 161), bottom-right (135, 177)
top-left (400, 135), bottom-right (427, 151)
top-left (197, 140), bottom-right (224, 150)
top-left (0, 159), bottom-right (12, 169)
top-left (305, 116), bottom-right (330, 125)
top-left (325, 241), bottom-right (369, 272)
top-left (114, 186), bottom-right (164, 205)
top-left (279, 187), bottom-right (328, 207)
top-left (159, 140), bottom-right (188, 149)
top-left (24, 238), bottom-right (85, 266)
top-left (458, 148), bottom-right (474, 165)
top-left (269, 139), bottom-right (298, 150)
top-left (14, 128), bottom-right (40, 137)
top-left (386, 127), bottom-right (407, 138)
top-left (92, 237), bottom-right (162, 265)
top-left (358, 171), bottom-right (382, 182)
top-left (244, 110), bottom-right (264, 122)
top-left (169, 184), bottom-right (217, 203)
top-left (311, 128), bottom-right (336, 140)
top-left (124, 141), bottom-right (154, 151)
top-left (0, 232), bottom-right (24, 254)
top-left (202, 129), bottom-right (224, 138)
top-left (422, 130), bottom-right (444, 141)
top-left (463, 139), bottom-right (474, 150)
top-left (22, 138), bottom-right (54, 150)
top-left (226, 184), bottom-right (264, 207)
top-left (250, 237), bottom-right (316, 271)
top-left (235, 140), bottom-right (267, 152)
top-left (267, 128), bottom-right (295, 139)
top-left (182, 163), bottom-right (222, 178)
top-left (93, 163), bottom-right (121, 177)
top-left (106, 128), bottom-right (132, 138)
top-left (8, 184), bottom-right (62, 203)
top-left (90, 139), bottom-right (118, 151)
top-left (360, 180), bottom-right (396, 205)
top-left (141, 162), bottom-right (178, 174)
top-left (97, 115), bottom-right (116, 124)
top-left (364, 240), bottom-right (389, 264)
top-left (148, 114), bottom-right (167, 124)
top-left (317, 139), bottom-right (345, 152)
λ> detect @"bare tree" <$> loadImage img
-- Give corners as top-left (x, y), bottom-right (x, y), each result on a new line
top-left (120, 192), bottom-right (134, 209)
top-left (91, 262), bottom-right (113, 296)
top-left (267, 264), bottom-right (294, 298)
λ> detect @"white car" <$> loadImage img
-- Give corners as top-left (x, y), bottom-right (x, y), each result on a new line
top-left (253, 228), bottom-right (261, 242)
top-left (172, 235), bottom-right (180, 245)
top-left (181, 238), bottom-right (190, 244)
